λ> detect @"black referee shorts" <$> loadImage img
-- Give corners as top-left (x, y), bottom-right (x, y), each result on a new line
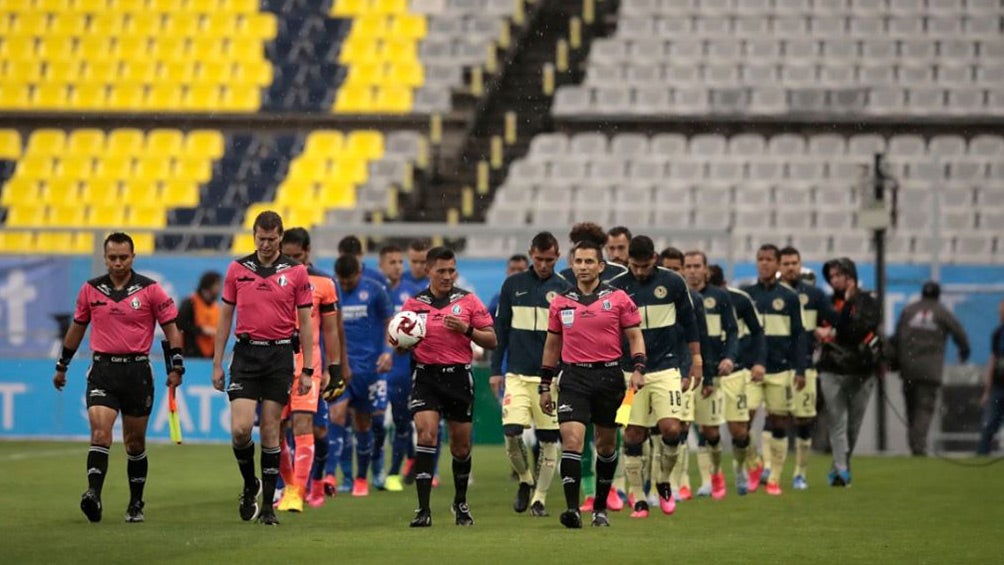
top-left (228, 342), bottom-right (294, 405)
top-left (409, 364), bottom-right (474, 423)
top-left (556, 365), bottom-right (626, 427)
top-left (86, 358), bottom-right (155, 418)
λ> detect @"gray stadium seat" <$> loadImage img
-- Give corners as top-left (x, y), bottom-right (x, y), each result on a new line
top-left (528, 134), bottom-right (568, 161)
top-left (628, 158), bottom-right (666, 182)
top-left (632, 87), bottom-right (671, 115)
top-left (775, 209), bottom-right (812, 231)
top-left (791, 234), bottom-right (831, 261)
top-left (749, 88), bottom-right (786, 114)
top-left (651, 133), bottom-right (688, 157)
top-left (775, 184), bottom-right (814, 208)
top-left (729, 133), bottom-right (766, 158)
top-left (831, 233), bottom-right (871, 261)
top-left (569, 132), bottom-right (608, 157)
top-left (734, 183), bottom-right (772, 209)
top-left (693, 208), bottom-right (733, 230)
top-left (815, 185), bottom-right (856, 209)
top-left (668, 161), bottom-right (704, 181)
top-left (953, 235), bottom-right (993, 264)
top-left (509, 159), bottom-right (547, 181)
top-left (552, 86), bottom-right (591, 117)
top-left (611, 133), bottom-right (650, 156)
top-left (594, 86), bottom-right (633, 114)
top-left (589, 159), bottom-right (627, 184)
top-left (768, 134), bottom-right (806, 156)
top-left (817, 209), bottom-right (855, 231)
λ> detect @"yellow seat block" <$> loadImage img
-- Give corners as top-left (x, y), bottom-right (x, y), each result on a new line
top-left (232, 232), bottom-right (255, 254)
top-left (127, 205), bottom-right (166, 228)
top-left (287, 156), bottom-right (330, 183)
top-left (83, 60), bottom-right (119, 83)
top-left (183, 84), bottom-right (222, 111)
top-left (164, 12), bottom-right (201, 37)
top-left (125, 12), bottom-right (163, 37)
top-left (36, 0), bottom-right (72, 12)
top-left (80, 178), bottom-right (121, 205)
top-left (372, 0), bottom-right (407, 15)
top-left (184, 129), bottom-right (224, 159)
top-left (383, 61), bottom-right (423, 87)
top-left (380, 38), bottom-right (417, 62)
top-left (0, 129), bottom-right (21, 159)
top-left (4, 60), bottom-right (42, 83)
top-left (107, 84), bottom-right (145, 110)
top-left (190, 37), bottom-right (227, 64)
top-left (345, 130), bottom-right (384, 160)
top-left (196, 60), bottom-right (233, 84)
top-left (232, 60), bottom-right (272, 86)
top-left (88, 203), bottom-right (126, 227)
top-left (220, 0), bottom-right (260, 14)
top-left (145, 84), bottom-right (182, 111)
top-left (66, 129), bottom-right (105, 156)
top-left (285, 204), bottom-right (324, 228)
top-left (331, 158), bottom-right (369, 185)
top-left (391, 14), bottom-right (427, 39)
top-left (6, 204), bottom-right (47, 227)
top-left (113, 36), bottom-right (151, 61)
top-left (35, 232), bottom-right (76, 254)
top-left (131, 232), bottom-right (154, 254)
top-left (77, 36), bottom-right (114, 62)
top-left (106, 128), bottom-right (145, 158)
top-left (48, 203), bottom-right (87, 226)
top-left (72, 231), bottom-right (95, 254)
top-left (318, 181), bottom-right (356, 208)
top-left (240, 13), bottom-right (277, 40)
top-left (156, 60), bottom-right (195, 85)
top-left (55, 155), bottom-right (93, 179)
top-left (339, 41), bottom-right (380, 65)
top-left (221, 85), bottom-right (260, 111)
top-left (331, 0), bottom-right (370, 16)
top-left (146, 129), bottom-right (184, 157)
top-left (135, 157), bottom-right (172, 181)
top-left (160, 179), bottom-right (200, 207)
top-left (74, 0), bottom-right (111, 12)
top-left (43, 60), bottom-right (82, 83)
top-left (37, 37), bottom-right (75, 60)
top-left (27, 129), bottom-right (67, 156)
top-left (333, 85), bottom-right (375, 113)
top-left (70, 83), bottom-right (108, 110)
top-left (31, 84), bottom-right (70, 110)
top-left (0, 84), bottom-right (31, 109)
top-left (50, 13), bottom-right (87, 36)
top-left (345, 61), bottom-right (385, 86)
top-left (14, 155), bottom-right (53, 181)
top-left (120, 181), bottom-right (157, 203)
top-left (0, 36), bottom-right (38, 61)
top-left (204, 14), bottom-right (238, 38)
top-left (94, 155), bottom-right (134, 180)
top-left (0, 230), bottom-right (34, 253)
top-left (225, 37), bottom-right (262, 60)
top-left (121, 61), bottom-right (158, 84)
top-left (147, 0), bottom-right (184, 12)
top-left (1, 178), bottom-right (39, 207)
top-left (352, 15), bottom-right (390, 39)
top-left (150, 36), bottom-right (188, 62)
top-left (275, 181), bottom-right (317, 205)
top-left (173, 156), bottom-right (212, 183)
top-left (41, 178), bottom-right (80, 204)
top-left (304, 130), bottom-right (345, 156)
top-left (89, 13), bottom-right (125, 36)
top-left (374, 85), bottom-right (413, 113)
top-left (10, 13), bottom-right (49, 36)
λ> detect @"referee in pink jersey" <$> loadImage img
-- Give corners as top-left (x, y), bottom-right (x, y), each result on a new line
top-left (539, 240), bottom-right (646, 529)
top-left (212, 211), bottom-right (314, 526)
top-left (396, 246), bottom-right (497, 528)
top-left (53, 232), bottom-right (185, 524)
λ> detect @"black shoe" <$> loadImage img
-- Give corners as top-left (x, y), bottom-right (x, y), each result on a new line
top-left (409, 507), bottom-right (432, 527)
top-left (591, 510), bottom-right (610, 527)
top-left (239, 478), bottom-right (262, 522)
top-left (529, 500), bottom-right (549, 517)
top-left (80, 489), bottom-right (102, 523)
top-left (559, 509), bottom-right (582, 529)
top-left (258, 509), bottom-right (279, 526)
top-left (125, 500), bottom-right (145, 523)
top-left (452, 502), bottom-right (475, 526)
top-left (513, 482), bottom-right (533, 513)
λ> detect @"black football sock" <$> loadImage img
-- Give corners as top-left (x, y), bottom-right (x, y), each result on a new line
top-left (594, 451), bottom-right (618, 512)
top-left (414, 444), bottom-right (437, 510)
top-left (126, 450), bottom-right (148, 502)
top-left (86, 444), bottom-right (110, 495)
top-left (560, 450), bottom-right (582, 511)
top-left (261, 446), bottom-right (281, 510)
top-left (312, 436), bottom-right (328, 482)
top-left (452, 454), bottom-right (472, 504)
top-left (232, 439), bottom-right (256, 489)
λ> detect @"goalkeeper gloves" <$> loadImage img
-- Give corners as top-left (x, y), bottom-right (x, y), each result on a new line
top-left (323, 364), bottom-right (345, 401)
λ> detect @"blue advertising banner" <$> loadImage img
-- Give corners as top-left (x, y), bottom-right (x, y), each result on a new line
top-left (0, 258), bottom-right (69, 358)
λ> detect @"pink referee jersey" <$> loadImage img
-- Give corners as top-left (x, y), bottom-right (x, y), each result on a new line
top-left (402, 287), bottom-right (492, 365)
top-left (547, 284), bottom-right (641, 364)
top-left (73, 272), bottom-right (178, 354)
top-left (222, 253), bottom-right (312, 340)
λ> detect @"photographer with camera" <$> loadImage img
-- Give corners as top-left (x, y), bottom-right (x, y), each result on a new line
top-left (818, 258), bottom-right (883, 487)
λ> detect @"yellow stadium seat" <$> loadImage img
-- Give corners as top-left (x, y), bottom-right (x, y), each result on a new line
top-left (345, 130), bottom-right (384, 160)
top-left (10, 13), bottom-right (49, 37)
top-left (380, 38), bottom-right (417, 62)
top-left (352, 15), bottom-right (390, 39)
top-left (94, 155), bottom-right (133, 180)
top-left (331, 158), bottom-right (369, 185)
top-left (6, 204), bottom-right (47, 227)
top-left (113, 36), bottom-right (151, 61)
top-left (0, 231), bottom-right (34, 253)
top-left (0, 14), bottom-right (10, 35)
top-left (42, 60), bottom-right (82, 83)
top-left (71, 232), bottom-right (95, 254)
top-left (190, 37), bottom-right (227, 64)
top-left (35, 232), bottom-right (76, 254)
top-left (285, 204), bottom-right (324, 227)
top-left (107, 84), bottom-right (145, 110)
top-left (0, 129), bottom-right (21, 159)
top-left (31, 83), bottom-right (70, 109)
top-left (151, 37), bottom-right (188, 62)
top-left (232, 233), bottom-right (254, 254)
top-left (26, 130), bottom-right (66, 156)
top-left (88, 204), bottom-right (125, 227)
top-left (242, 202), bottom-right (272, 228)
top-left (126, 205), bottom-right (166, 228)
top-left (184, 129), bottom-right (224, 159)
top-left (147, 0), bottom-right (184, 12)
top-left (232, 60), bottom-right (272, 86)
top-left (145, 84), bottom-right (182, 111)
top-left (220, 85), bottom-right (260, 111)
top-left (333, 85), bottom-right (375, 113)
top-left (41, 179), bottom-right (80, 205)
top-left (0, 178), bottom-right (38, 206)
top-left (48, 204), bottom-right (87, 226)
top-left (119, 181), bottom-right (155, 203)
top-left (71, 83), bottom-right (108, 110)
top-left (304, 130), bottom-right (345, 156)
top-left (73, 0), bottom-right (111, 13)
top-left (0, 36), bottom-right (38, 61)
top-left (66, 129), bottom-right (105, 156)
top-left (172, 156), bottom-right (211, 182)
top-left (391, 13), bottom-right (427, 39)
top-left (318, 181), bottom-right (356, 208)
top-left (56, 156), bottom-right (93, 179)
top-left (83, 60), bottom-right (119, 82)
top-left (203, 13), bottom-right (237, 37)
top-left (36, 0), bottom-right (72, 12)
top-left (374, 85), bottom-right (413, 113)
top-left (331, 0), bottom-right (369, 16)
top-left (14, 156), bottom-right (52, 181)
top-left (125, 12), bottom-right (163, 37)
top-left (240, 13), bottom-right (277, 40)
top-left (339, 41), bottom-right (380, 65)
top-left (274, 181), bottom-right (317, 205)
top-left (157, 60), bottom-right (195, 85)
top-left (121, 61), bottom-right (158, 84)
top-left (372, 0), bottom-right (407, 14)
top-left (345, 61), bottom-right (385, 86)
top-left (49, 13), bottom-right (87, 36)
top-left (135, 157), bottom-right (172, 181)
top-left (195, 60), bottom-right (232, 84)
top-left (77, 36), bottom-right (115, 62)
top-left (164, 12), bottom-right (200, 37)
top-left (220, 0), bottom-right (259, 13)
top-left (0, 84), bottom-right (31, 109)
top-left (4, 60), bottom-right (42, 83)
top-left (80, 178), bottom-right (120, 204)
top-left (131, 232), bottom-right (154, 253)
top-left (89, 13), bottom-right (125, 36)
top-left (37, 37), bottom-right (74, 61)
top-left (160, 179), bottom-right (199, 207)
top-left (287, 157), bottom-right (329, 182)
top-left (225, 37), bottom-right (262, 61)
top-left (384, 61), bottom-right (424, 87)
top-left (146, 129), bottom-right (183, 157)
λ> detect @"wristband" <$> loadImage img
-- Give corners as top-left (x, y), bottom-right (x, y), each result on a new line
top-left (464, 325), bottom-right (475, 338)
top-left (55, 362), bottom-right (68, 373)
top-left (632, 353), bottom-right (647, 375)
top-left (540, 366), bottom-right (556, 386)
top-left (302, 367), bottom-right (314, 377)
top-left (537, 383), bottom-right (551, 394)
top-left (58, 345), bottom-right (77, 369)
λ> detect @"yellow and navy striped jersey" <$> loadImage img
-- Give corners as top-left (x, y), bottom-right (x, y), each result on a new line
top-left (728, 286), bottom-right (767, 370)
top-left (741, 280), bottom-right (808, 375)
top-left (788, 279), bottom-right (839, 369)
top-left (697, 284), bottom-right (739, 377)
top-left (491, 268), bottom-right (571, 376)
top-left (610, 267), bottom-right (698, 372)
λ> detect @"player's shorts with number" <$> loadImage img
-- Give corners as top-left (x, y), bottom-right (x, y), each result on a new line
top-left (624, 367), bottom-right (683, 427)
top-left (720, 369), bottom-right (750, 422)
top-left (339, 372), bottom-right (388, 414)
top-left (792, 368), bottom-right (818, 418)
top-left (762, 370), bottom-right (794, 416)
top-left (502, 373), bottom-right (558, 431)
top-left (695, 378), bottom-right (725, 427)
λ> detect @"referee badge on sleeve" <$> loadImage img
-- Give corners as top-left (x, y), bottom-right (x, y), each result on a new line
top-left (561, 307), bottom-right (575, 327)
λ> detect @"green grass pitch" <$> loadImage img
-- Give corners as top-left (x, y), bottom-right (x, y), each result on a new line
top-left (3, 441), bottom-right (1002, 564)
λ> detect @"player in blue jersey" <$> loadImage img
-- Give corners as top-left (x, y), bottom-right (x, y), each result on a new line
top-left (402, 238), bottom-right (431, 289)
top-left (329, 254), bottom-right (395, 496)
top-left (742, 244), bottom-right (808, 496)
top-left (339, 235), bottom-right (390, 288)
top-left (379, 244), bottom-right (422, 492)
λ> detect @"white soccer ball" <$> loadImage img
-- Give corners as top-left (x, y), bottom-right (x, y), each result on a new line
top-left (388, 310), bottom-right (426, 349)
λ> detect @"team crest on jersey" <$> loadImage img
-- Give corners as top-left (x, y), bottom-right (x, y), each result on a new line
top-left (277, 274), bottom-right (288, 287)
top-left (799, 293), bottom-right (809, 306)
top-left (654, 286), bottom-right (667, 299)
top-left (452, 304), bottom-right (462, 314)
top-left (772, 298), bottom-right (785, 311)
top-left (130, 297), bottom-right (141, 310)
top-left (560, 307), bottom-right (575, 327)
top-left (602, 299), bottom-right (611, 311)
top-left (360, 290), bottom-right (369, 301)
top-left (546, 291), bottom-right (557, 303)
top-left (704, 296), bottom-right (716, 309)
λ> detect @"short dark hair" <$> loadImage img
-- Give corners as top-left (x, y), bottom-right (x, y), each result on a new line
top-left (779, 246), bottom-right (800, 259)
top-left (530, 231), bottom-right (559, 253)
top-left (253, 210), bottom-right (283, 233)
top-left (104, 232), bottom-right (134, 253)
top-left (197, 270), bottom-right (222, 292)
top-left (684, 250), bottom-right (707, 265)
top-left (568, 222), bottom-right (606, 246)
top-left (757, 243), bottom-right (780, 260)
top-left (282, 227), bottom-right (310, 249)
top-left (708, 264), bottom-right (725, 287)
top-left (338, 235), bottom-right (364, 256)
top-left (571, 239), bottom-right (603, 260)
top-left (608, 226), bottom-right (632, 240)
top-left (509, 254), bottom-right (529, 264)
top-left (425, 246), bottom-right (455, 264)
top-left (628, 235), bottom-right (656, 260)
top-left (408, 238), bottom-right (430, 252)
top-left (660, 246), bottom-right (684, 263)
top-left (334, 254), bottom-right (361, 278)
top-left (379, 244), bottom-right (402, 256)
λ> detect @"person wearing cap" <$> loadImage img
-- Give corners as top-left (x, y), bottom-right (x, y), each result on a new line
top-left (818, 257), bottom-right (882, 486)
top-left (891, 281), bottom-right (970, 456)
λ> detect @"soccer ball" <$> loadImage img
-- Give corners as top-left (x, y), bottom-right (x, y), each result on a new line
top-left (388, 311), bottom-right (425, 349)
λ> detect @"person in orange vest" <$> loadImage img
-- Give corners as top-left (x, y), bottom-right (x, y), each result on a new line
top-left (178, 271), bottom-right (222, 358)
